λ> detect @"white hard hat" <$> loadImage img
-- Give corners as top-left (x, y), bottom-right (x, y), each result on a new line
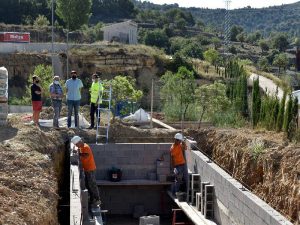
top-left (71, 136), bottom-right (81, 145)
top-left (174, 133), bottom-right (184, 141)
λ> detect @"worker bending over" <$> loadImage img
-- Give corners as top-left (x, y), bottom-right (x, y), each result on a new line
top-left (71, 136), bottom-right (101, 206)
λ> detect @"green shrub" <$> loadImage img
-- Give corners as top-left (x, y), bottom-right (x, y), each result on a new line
top-left (248, 138), bottom-right (265, 160)
top-left (211, 107), bottom-right (247, 128)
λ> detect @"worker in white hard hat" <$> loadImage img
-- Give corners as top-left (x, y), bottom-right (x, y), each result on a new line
top-left (170, 133), bottom-right (188, 195)
top-left (71, 136), bottom-right (101, 206)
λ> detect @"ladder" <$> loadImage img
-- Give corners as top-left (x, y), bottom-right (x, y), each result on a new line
top-left (96, 82), bottom-right (112, 144)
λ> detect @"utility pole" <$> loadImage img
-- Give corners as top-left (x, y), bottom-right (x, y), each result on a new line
top-left (51, 0), bottom-right (54, 74)
top-left (150, 79), bottom-right (154, 128)
top-left (224, 0), bottom-right (232, 55)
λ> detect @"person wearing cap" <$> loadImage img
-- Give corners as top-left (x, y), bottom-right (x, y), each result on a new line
top-left (170, 133), bottom-right (188, 194)
top-left (49, 76), bottom-right (64, 128)
top-left (65, 70), bottom-right (83, 128)
top-left (88, 73), bottom-right (104, 129)
top-left (31, 75), bottom-right (42, 126)
top-left (71, 136), bottom-right (101, 206)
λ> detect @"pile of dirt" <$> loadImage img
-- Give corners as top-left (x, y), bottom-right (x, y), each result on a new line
top-left (188, 128), bottom-right (299, 224)
top-left (0, 118), bottom-right (69, 224)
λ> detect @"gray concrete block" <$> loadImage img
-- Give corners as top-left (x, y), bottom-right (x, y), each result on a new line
top-left (156, 167), bottom-right (170, 175)
top-left (158, 174), bottom-right (167, 182)
top-left (139, 215), bottom-right (160, 225)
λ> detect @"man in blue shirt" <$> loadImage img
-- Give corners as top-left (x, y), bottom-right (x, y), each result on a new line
top-left (49, 76), bottom-right (64, 128)
top-left (65, 70), bottom-right (83, 128)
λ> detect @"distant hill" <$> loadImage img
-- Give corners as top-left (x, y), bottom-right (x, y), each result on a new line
top-left (134, 1), bottom-right (300, 37)
top-left (188, 2), bottom-right (300, 36)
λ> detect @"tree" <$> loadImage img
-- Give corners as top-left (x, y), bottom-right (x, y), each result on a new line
top-left (196, 81), bottom-right (230, 127)
top-left (211, 37), bottom-right (221, 50)
top-left (33, 14), bottom-right (50, 42)
top-left (236, 32), bottom-right (247, 43)
top-left (272, 33), bottom-right (289, 52)
top-left (246, 31), bottom-right (262, 44)
top-left (144, 29), bottom-right (169, 50)
top-left (273, 53), bottom-right (289, 73)
top-left (252, 78), bottom-right (261, 127)
top-left (111, 76), bottom-right (143, 118)
top-left (160, 67), bottom-right (195, 121)
top-left (180, 43), bottom-right (203, 59)
top-left (259, 40), bottom-right (269, 53)
top-left (92, 0), bottom-right (136, 21)
top-left (24, 65), bottom-right (54, 105)
top-left (258, 57), bottom-right (270, 72)
top-left (276, 91), bottom-right (287, 131)
top-left (33, 15), bottom-right (50, 28)
top-left (283, 94), bottom-right (293, 132)
top-left (56, 0), bottom-right (92, 30)
top-left (204, 49), bottom-right (219, 66)
top-left (230, 25), bottom-right (243, 41)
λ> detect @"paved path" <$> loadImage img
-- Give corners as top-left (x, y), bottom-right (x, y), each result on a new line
top-left (249, 73), bottom-right (284, 99)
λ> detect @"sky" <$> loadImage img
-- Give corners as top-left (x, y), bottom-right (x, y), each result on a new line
top-left (147, 0), bottom-right (299, 9)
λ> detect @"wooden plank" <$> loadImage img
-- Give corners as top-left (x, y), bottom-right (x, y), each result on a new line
top-left (167, 191), bottom-right (217, 225)
top-left (152, 118), bottom-right (177, 130)
top-left (96, 179), bottom-right (172, 186)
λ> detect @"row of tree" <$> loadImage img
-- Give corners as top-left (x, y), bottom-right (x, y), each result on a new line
top-left (159, 60), bottom-right (298, 139)
top-left (252, 80), bottom-right (298, 136)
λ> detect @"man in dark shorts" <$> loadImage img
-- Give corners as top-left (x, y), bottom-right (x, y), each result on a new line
top-left (31, 75), bottom-right (42, 126)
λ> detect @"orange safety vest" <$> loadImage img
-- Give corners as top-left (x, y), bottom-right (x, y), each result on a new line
top-left (170, 143), bottom-right (186, 166)
top-left (79, 144), bottom-right (96, 171)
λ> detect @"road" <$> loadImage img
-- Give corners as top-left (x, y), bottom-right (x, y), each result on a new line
top-left (249, 73), bottom-right (284, 99)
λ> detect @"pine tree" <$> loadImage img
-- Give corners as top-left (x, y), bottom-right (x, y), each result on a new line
top-left (288, 97), bottom-right (299, 139)
top-left (276, 91), bottom-right (287, 132)
top-left (252, 78), bottom-right (261, 127)
top-left (283, 94), bottom-right (293, 132)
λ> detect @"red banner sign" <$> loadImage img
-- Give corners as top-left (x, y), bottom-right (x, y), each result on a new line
top-left (0, 32), bottom-right (30, 43)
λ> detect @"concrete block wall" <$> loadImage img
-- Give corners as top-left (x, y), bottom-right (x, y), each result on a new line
top-left (186, 150), bottom-right (293, 225)
top-left (90, 143), bottom-right (172, 180)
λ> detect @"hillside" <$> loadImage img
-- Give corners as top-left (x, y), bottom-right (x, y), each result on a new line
top-left (188, 1), bottom-right (300, 36)
top-left (134, 1), bottom-right (300, 37)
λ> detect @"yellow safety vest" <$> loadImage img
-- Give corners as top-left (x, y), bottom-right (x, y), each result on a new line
top-left (90, 82), bottom-right (104, 104)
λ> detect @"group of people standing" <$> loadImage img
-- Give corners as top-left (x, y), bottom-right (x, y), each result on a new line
top-left (30, 70), bottom-right (103, 128)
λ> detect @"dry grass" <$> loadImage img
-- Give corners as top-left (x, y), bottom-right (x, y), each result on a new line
top-left (70, 42), bottom-right (164, 57)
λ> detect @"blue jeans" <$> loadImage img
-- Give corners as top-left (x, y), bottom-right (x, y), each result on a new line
top-left (173, 164), bottom-right (188, 194)
top-left (67, 100), bottom-right (80, 128)
top-left (52, 100), bottom-right (62, 127)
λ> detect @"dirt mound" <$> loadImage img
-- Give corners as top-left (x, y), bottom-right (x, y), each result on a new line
top-left (0, 116), bottom-right (68, 225)
top-left (188, 128), bottom-right (299, 224)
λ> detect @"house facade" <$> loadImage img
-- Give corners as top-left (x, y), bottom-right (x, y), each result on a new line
top-left (103, 21), bottom-right (138, 45)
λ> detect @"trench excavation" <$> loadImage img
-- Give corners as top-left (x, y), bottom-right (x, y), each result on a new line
top-left (0, 120), bottom-right (297, 225)
top-left (68, 128), bottom-right (296, 225)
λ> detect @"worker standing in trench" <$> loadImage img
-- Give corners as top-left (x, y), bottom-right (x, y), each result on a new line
top-left (170, 133), bottom-right (188, 195)
top-left (71, 136), bottom-right (101, 207)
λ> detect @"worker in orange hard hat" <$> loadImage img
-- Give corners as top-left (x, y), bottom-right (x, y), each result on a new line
top-left (170, 133), bottom-right (188, 195)
top-left (71, 136), bottom-right (101, 207)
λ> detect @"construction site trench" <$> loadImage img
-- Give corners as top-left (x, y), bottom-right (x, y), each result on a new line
top-left (0, 116), bottom-right (299, 225)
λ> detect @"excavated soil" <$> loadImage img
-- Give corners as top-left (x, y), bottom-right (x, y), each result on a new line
top-left (188, 128), bottom-right (300, 225)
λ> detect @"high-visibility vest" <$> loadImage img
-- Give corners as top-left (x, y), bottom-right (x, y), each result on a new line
top-left (90, 82), bottom-right (104, 104)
